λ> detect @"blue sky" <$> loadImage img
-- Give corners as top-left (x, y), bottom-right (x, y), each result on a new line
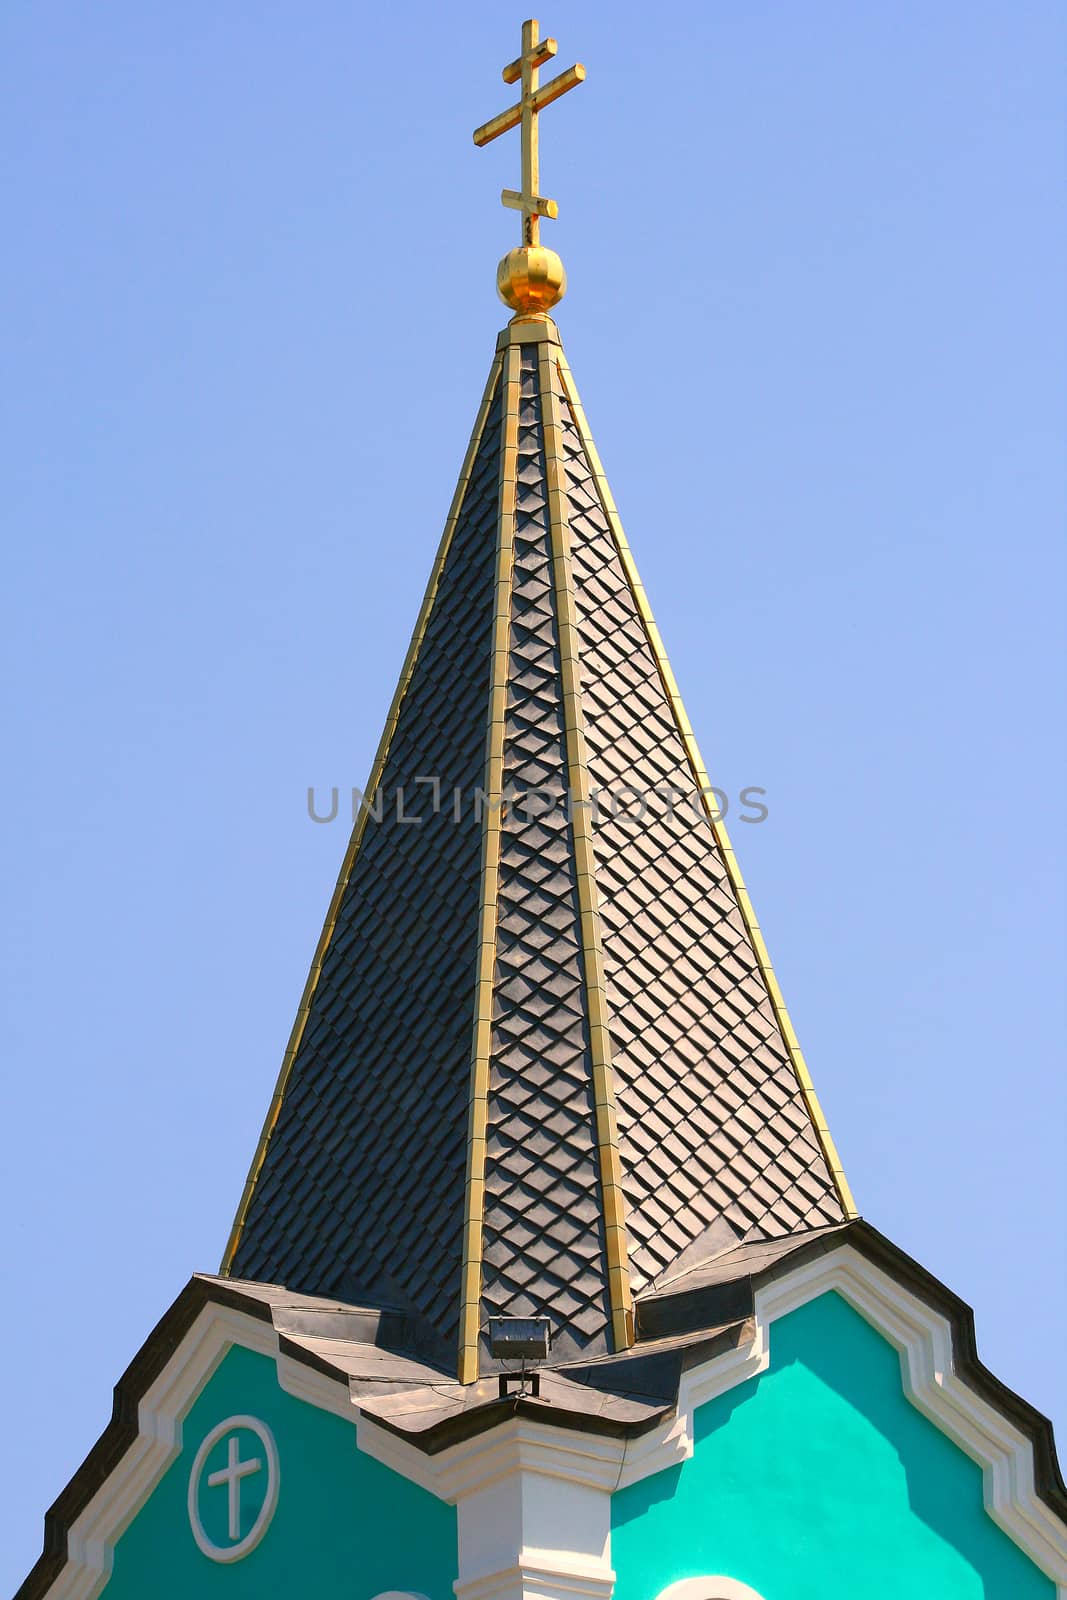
top-left (2, 0), bottom-right (1064, 1587)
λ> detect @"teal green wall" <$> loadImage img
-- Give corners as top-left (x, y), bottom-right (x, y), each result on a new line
top-left (611, 1292), bottom-right (1054, 1600)
top-left (106, 1344), bottom-right (457, 1598)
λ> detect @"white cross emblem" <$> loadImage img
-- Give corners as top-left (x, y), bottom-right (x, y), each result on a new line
top-left (208, 1432), bottom-right (262, 1540)
top-left (187, 1415), bottom-right (279, 1563)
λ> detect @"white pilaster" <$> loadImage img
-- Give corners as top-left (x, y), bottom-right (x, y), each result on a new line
top-left (358, 1415), bottom-right (618, 1600)
top-left (454, 1468), bottom-right (613, 1600)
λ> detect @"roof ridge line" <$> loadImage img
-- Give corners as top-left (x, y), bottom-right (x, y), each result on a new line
top-left (553, 350), bottom-right (858, 1223)
top-left (539, 339), bottom-right (634, 1353)
top-left (457, 342), bottom-right (520, 1384)
top-left (220, 347), bottom-right (507, 1277)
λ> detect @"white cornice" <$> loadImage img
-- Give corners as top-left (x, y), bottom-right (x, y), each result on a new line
top-left (357, 1413), bottom-right (625, 1503)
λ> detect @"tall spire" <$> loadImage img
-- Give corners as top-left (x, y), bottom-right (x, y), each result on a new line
top-left (220, 19), bottom-right (855, 1385)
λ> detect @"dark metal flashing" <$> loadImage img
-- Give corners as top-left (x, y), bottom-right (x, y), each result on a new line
top-left (358, 1374), bottom-right (671, 1455)
top-left (552, 1319), bottom-right (755, 1412)
top-left (635, 1270), bottom-right (756, 1342)
top-left (635, 1222), bottom-right (853, 1337)
top-left (356, 1318), bottom-right (755, 1456)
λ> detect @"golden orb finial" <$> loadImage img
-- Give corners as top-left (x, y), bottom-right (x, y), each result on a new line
top-left (497, 244), bottom-right (566, 314)
top-left (473, 18), bottom-right (585, 314)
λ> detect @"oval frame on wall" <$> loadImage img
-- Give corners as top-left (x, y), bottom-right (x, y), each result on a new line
top-left (655, 1581), bottom-right (766, 1600)
top-left (186, 1414), bottom-right (280, 1564)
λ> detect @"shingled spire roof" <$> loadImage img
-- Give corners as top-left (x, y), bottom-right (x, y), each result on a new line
top-left (221, 312), bottom-right (855, 1381)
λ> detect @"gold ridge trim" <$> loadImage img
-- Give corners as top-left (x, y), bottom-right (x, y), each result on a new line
top-left (539, 342), bottom-right (635, 1350)
top-left (457, 343), bottom-right (521, 1383)
top-left (220, 350), bottom-right (507, 1276)
top-left (555, 354), bottom-right (858, 1223)
top-left (495, 313), bottom-right (563, 353)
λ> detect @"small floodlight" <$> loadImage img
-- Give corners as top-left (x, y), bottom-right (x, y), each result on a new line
top-left (489, 1317), bottom-right (552, 1361)
top-left (489, 1317), bottom-right (552, 1398)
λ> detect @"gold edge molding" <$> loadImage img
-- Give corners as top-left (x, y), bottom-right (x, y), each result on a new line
top-left (554, 353), bottom-right (858, 1223)
top-left (496, 314), bottom-right (562, 352)
top-left (220, 349), bottom-right (508, 1276)
top-left (457, 343), bottom-right (521, 1383)
top-left (539, 340), bottom-right (635, 1351)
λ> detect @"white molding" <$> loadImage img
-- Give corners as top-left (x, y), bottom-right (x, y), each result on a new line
top-left (276, 1349), bottom-right (358, 1421)
top-left (613, 1321), bottom-right (765, 1491)
top-left (357, 1413), bottom-right (625, 1504)
top-left (45, 1302), bottom-right (355, 1599)
top-left (454, 1556), bottom-right (615, 1600)
top-left (655, 1581), bottom-right (765, 1600)
top-left (355, 1415), bottom-right (447, 1500)
top-left (615, 1246), bottom-right (1067, 1591)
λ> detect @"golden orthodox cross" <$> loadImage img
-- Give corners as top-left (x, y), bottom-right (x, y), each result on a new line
top-left (473, 18), bottom-right (586, 248)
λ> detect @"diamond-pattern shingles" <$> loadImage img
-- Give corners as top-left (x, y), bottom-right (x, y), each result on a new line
top-left (230, 377), bottom-right (504, 1354)
top-left (558, 388), bottom-right (845, 1291)
top-left (481, 350), bottom-right (612, 1361)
